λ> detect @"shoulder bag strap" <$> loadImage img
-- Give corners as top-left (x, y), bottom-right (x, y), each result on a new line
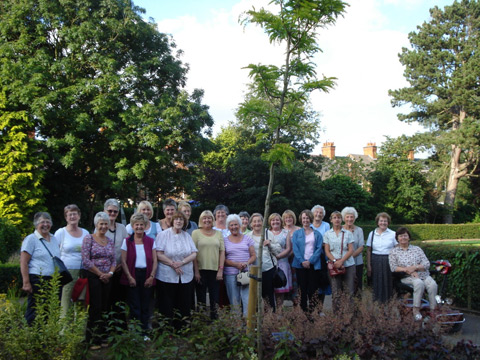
top-left (340, 231), bottom-right (344, 259)
top-left (39, 238), bottom-right (54, 259)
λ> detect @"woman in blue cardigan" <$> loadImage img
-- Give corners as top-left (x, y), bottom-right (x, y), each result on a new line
top-left (291, 209), bottom-right (324, 313)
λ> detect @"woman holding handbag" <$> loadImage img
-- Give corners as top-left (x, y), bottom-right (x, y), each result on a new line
top-left (324, 211), bottom-right (355, 311)
top-left (223, 214), bottom-right (256, 316)
top-left (55, 204), bottom-right (89, 318)
top-left (249, 213), bottom-right (282, 312)
top-left (268, 213), bottom-right (292, 307)
top-left (20, 212), bottom-right (61, 325)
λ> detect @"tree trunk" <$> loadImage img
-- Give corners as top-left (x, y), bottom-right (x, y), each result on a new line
top-left (443, 112), bottom-right (468, 224)
top-left (256, 161), bottom-right (276, 360)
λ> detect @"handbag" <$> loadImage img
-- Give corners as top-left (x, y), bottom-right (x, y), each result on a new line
top-left (236, 271), bottom-right (250, 286)
top-left (327, 232), bottom-right (346, 277)
top-left (71, 277), bottom-right (89, 304)
top-left (39, 238), bottom-right (73, 285)
top-left (269, 247), bottom-right (287, 288)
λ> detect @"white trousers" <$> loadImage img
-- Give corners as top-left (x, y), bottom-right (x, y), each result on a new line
top-left (401, 275), bottom-right (438, 309)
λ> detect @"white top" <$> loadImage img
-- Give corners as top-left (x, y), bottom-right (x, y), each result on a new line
top-left (366, 228), bottom-right (397, 255)
top-left (121, 239), bottom-right (156, 268)
top-left (323, 228), bottom-right (355, 267)
top-left (155, 228), bottom-right (198, 283)
top-left (55, 227), bottom-right (89, 269)
top-left (213, 226), bottom-right (230, 237)
top-left (21, 231), bottom-right (61, 276)
top-left (126, 221), bottom-right (161, 238)
top-left (250, 230), bottom-right (282, 272)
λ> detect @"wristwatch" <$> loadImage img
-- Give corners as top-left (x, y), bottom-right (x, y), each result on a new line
top-left (332, 259), bottom-right (337, 263)
top-left (108, 271), bottom-right (114, 275)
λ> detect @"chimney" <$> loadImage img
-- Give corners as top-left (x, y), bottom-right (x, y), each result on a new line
top-left (322, 142), bottom-right (335, 160)
top-left (363, 142), bottom-right (377, 159)
top-left (407, 150), bottom-right (414, 161)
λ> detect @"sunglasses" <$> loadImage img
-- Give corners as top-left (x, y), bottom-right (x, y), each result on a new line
top-left (107, 210), bottom-right (119, 214)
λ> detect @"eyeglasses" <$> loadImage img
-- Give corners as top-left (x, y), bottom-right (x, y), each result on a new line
top-left (107, 210), bottom-right (119, 214)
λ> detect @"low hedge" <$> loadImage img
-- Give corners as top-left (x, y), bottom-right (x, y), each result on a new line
top-left (359, 223), bottom-right (480, 241)
top-left (418, 242), bottom-right (480, 311)
top-left (0, 264), bottom-right (21, 294)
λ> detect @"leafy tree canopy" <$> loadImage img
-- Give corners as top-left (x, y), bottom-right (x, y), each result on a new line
top-left (0, 0), bottom-right (213, 226)
top-left (389, 0), bottom-right (480, 223)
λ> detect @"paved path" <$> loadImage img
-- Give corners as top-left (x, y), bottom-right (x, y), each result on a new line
top-left (444, 312), bottom-right (480, 346)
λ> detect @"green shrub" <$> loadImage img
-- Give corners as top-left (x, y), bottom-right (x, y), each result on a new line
top-left (0, 218), bottom-right (22, 263)
top-left (0, 272), bottom-right (88, 360)
top-left (359, 223), bottom-right (480, 241)
top-left (420, 243), bottom-right (480, 310)
top-left (0, 264), bottom-right (21, 293)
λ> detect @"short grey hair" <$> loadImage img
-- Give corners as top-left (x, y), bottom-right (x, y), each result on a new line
top-left (341, 207), bottom-right (358, 220)
top-left (226, 214), bottom-right (241, 229)
top-left (94, 212), bottom-right (110, 226)
top-left (33, 212), bottom-right (52, 227)
top-left (238, 211), bottom-right (250, 219)
top-left (214, 204), bottom-right (229, 217)
top-left (311, 205), bottom-right (325, 213)
top-left (162, 198), bottom-right (177, 210)
top-left (104, 198), bottom-right (119, 210)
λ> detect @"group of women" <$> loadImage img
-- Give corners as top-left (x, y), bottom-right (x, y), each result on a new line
top-left (20, 201), bottom-right (439, 348)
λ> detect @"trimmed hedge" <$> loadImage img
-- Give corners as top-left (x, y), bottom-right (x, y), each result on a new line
top-left (359, 223), bottom-right (480, 241)
top-left (0, 264), bottom-right (21, 294)
top-left (419, 242), bottom-right (480, 311)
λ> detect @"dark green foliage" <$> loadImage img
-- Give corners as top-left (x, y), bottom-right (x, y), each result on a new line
top-left (421, 243), bottom-right (480, 310)
top-left (359, 224), bottom-right (480, 242)
top-left (0, 218), bottom-right (21, 263)
top-left (368, 136), bottom-right (438, 224)
top-left (0, 264), bottom-right (21, 293)
top-left (319, 175), bottom-right (375, 221)
top-left (0, 0), bottom-right (213, 226)
top-left (195, 125), bottom-right (326, 216)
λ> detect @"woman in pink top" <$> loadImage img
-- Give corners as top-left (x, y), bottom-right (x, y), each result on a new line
top-left (223, 214), bottom-right (256, 316)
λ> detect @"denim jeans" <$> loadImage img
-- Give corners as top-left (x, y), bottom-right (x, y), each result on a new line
top-left (224, 274), bottom-right (249, 316)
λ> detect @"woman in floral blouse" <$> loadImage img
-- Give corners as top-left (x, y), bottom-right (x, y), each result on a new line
top-left (389, 227), bottom-right (438, 321)
top-left (82, 212), bottom-right (116, 350)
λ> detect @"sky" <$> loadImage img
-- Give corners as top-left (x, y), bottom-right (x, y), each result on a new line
top-left (133, 0), bottom-right (454, 157)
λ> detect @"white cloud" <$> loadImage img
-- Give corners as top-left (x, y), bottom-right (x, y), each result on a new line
top-left (156, 0), bottom-right (427, 156)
